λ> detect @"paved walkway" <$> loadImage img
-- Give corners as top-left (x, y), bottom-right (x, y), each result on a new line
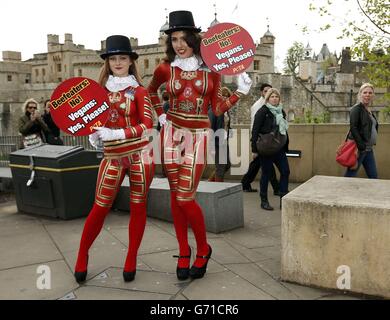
top-left (0, 182), bottom-right (360, 300)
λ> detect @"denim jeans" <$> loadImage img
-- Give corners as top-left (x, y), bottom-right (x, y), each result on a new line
top-left (344, 150), bottom-right (378, 179)
top-left (260, 150), bottom-right (290, 195)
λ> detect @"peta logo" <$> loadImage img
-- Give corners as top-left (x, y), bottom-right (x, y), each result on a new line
top-left (36, 265), bottom-right (51, 290)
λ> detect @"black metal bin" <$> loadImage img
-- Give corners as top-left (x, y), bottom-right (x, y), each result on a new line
top-left (9, 144), bottom-right (102, 219)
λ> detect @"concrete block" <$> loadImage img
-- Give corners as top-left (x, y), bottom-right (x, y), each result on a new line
top-left (281, 175), bottom-right (390, 298)
top-left (113, 178), bottom-right (244, 234)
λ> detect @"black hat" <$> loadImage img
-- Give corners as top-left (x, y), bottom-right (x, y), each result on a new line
top-left (100, 35), bottom-right (139, 60)
top-left (165, 10), bottom-right (201, 34)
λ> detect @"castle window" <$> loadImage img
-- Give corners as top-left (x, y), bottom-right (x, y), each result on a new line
top-left (155, 58), bottom-right (160, 66)
top-left (144, 59), bottom-right (149, 69)
top-left (7, 75), bottom-right (12, 82)
top-left (35, 69), bottom-right (39, 77)
top-left (57, 64), bottom-right (62, 72)
top-left (78, 69), bottom-right (82, 76)
top-left (254, 60), bottom-right (260, 71)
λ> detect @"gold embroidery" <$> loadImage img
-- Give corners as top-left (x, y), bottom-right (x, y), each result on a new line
top-left (180, 71), bottom-right (197, 80)
top-left (178, 101), bottom-right (195, 112)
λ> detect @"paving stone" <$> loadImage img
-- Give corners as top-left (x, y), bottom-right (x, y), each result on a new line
top-left (182, 271), bottom-right (274, 300)
top-left (252, 245), bottom-right (281, 261)
top-left (206, 239), bottom-right (251, 265)
top-left (225, 241), bottom-right (273, 263)
top-left (0, 260), bottom-right (77, 300)
top-left (225, 263), bottom-right (298, 300)
top-left (0, 222), bottom-right (62, 270)
top-left (223, 228), bottom-right (279, 249)
top-left (62, 247), bottom-right (152, 282)
top-left (109, 224), bottom-right (178, 255)
top-left (87, 267), bottom-right (182, 295)
top-left (0, 202), bottom-right (18, 215)
top-left (46, 224), bottom-right (126, 254)
top-left (71, 286), bottom-right (171, 300)
top-left (281, 281), bottom-right (335, 300)
top-left (256, 258), bottom-right (281, 280)
top-left (257, 225), bottom-right (281, 239)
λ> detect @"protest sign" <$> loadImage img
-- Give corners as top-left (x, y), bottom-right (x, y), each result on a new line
top-left (50, 77), bottom-right (109, 136)
top-left (200, 22), bottom-right (255, 75)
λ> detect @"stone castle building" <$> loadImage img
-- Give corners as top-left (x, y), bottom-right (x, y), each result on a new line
top-left (0, 15), bottom-right (387, 136)
top-left (0, 13), bottom-right (276, 135)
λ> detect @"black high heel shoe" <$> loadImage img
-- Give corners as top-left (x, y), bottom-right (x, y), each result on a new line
top-left (74, 255), bottom-right (89, 283)
top-left (189, 245), bottom-right (212, 279)
top-left (123, 270), bottom-right (136, 282)
top-left (173, 247), bottom-right (191, 280)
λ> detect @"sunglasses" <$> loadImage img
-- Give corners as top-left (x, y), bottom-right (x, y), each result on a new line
top-left (27, 106), bottom-right (37, 110)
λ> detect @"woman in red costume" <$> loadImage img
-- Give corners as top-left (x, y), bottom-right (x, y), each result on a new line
top-left (148, 11), bottom-right (252, 280)
top-left (74, 35), bottom-right (154, 283)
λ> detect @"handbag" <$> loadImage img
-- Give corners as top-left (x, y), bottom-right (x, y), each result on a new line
top-left (22, 133), bottom-right (43, 148)
top-left (256, 125), bottom-right (287, 156)
top-left (336, 138), bottom-right (357, 168)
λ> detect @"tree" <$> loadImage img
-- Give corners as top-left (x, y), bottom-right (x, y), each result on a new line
top-left (283, 42), bottom-right (305, 76)
top-left (307, 0), bottom-right (389, 105)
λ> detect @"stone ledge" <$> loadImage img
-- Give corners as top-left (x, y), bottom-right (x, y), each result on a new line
top-left (113, 178), bottom-right (244, 234)
top-left (281, 175), bottom-right (390, 298)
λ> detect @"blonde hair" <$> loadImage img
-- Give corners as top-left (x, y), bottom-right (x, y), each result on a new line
top-left (98, 57), bottom-right (143, 87)
top-left (357, 83), bottom-right (374, 103)
top-left (22, 98), bottom-right (40, 112)
top-left (264, 88), bottom-right (281, 103)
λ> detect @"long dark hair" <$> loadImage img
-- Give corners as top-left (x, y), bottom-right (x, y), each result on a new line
top-left (164, 30), bottom-right (202, 62)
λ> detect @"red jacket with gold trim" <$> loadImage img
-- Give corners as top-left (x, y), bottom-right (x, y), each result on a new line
top-left (147, 62), bottom-right (242, 130)
top-left (103, 85), bottom-right (154, 158)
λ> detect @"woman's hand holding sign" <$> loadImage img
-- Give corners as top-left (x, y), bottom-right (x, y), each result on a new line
top-left (93, 127), bottom-right (126, 141)
top-left (236, 72), bottom-right (253, 95)
top-left (88, 131), bottom-right (101, 148)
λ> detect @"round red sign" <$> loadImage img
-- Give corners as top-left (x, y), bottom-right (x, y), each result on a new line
top-left (200, 22), bottom-right (256, 76)
top-left (50, 77), bottom-right (109, 136)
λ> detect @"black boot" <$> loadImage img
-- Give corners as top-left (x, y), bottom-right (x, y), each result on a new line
top-left (260, 194), bottom-right (274, 211)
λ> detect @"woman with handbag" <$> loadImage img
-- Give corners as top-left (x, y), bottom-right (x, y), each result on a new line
top-left (252, 88), bottom-right (290, 211)
top-left (345, 83), bottom-right (378, 178)
top-left (18, 98), bottom-right (49, 148)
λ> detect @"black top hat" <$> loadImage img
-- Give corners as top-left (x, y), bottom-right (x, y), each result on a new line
top-left (165, 10), bottom-right (201, 34)
top-left (100, 35), bottom-right (139, 60)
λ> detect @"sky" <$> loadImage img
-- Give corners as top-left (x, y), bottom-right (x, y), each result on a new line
top-left (1, 0), bottom-right (356, 72)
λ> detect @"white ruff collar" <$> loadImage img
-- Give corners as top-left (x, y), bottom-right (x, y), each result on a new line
top-left (171, 55), bottom-right (203, 71)
top-left (106, 75), bottom-right (139, 92)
